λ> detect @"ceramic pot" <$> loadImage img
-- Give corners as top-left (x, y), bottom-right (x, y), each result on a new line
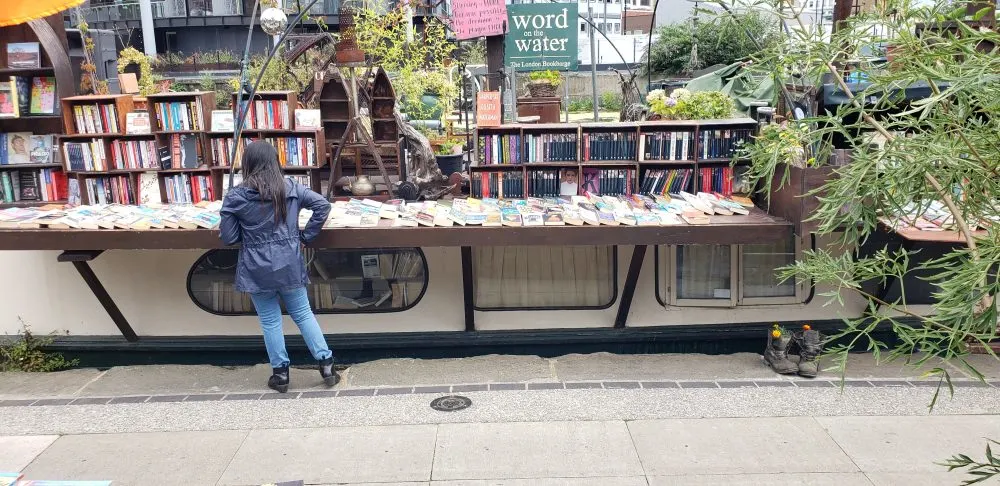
top-left (350, 175), bottom-right (375, 196)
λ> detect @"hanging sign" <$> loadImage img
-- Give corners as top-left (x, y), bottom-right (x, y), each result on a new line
top-left (451, 0), bottom-right (508, 40)
top-left (504, 3), bottom-right (579, 72)
top-left (476, 91), bottom-right (502, 127)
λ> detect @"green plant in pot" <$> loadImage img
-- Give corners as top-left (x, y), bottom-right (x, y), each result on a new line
top-left (527, 70), bottom-right (562, 98)
top-left (434, 139), bottom-right (465, 176)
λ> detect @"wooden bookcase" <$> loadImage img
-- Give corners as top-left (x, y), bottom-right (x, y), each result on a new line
top-left (147, 91), bottom-right (215, 204)
top-left (472, 119), bottom-right (757, 199)
top-left (0, 24), bottom-right (71, 208)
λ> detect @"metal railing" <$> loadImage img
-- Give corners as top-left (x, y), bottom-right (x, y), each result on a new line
top-left (79, 0), bottom-right (247, 23)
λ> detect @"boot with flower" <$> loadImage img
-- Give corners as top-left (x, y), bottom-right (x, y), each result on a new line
top-left (792, 324), bottom-right (824, 378)
top-left (764, 324), bottom-right (798, 375)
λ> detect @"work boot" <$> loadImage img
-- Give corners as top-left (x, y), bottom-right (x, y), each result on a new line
top-left (319, 357), bottom-right (340, 387)
top-left (794, 329), bottom-right (824, 378)
top-left (764, 330), bottom-right (798, 375)
top-left (268, 365), bottom-right (290, 393)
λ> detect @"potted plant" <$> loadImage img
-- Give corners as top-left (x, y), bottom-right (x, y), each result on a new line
top-left (646, 88), bottom-right (736, 120)
top-left (527, 70), bottom-right (562, 98)
top-left (434, 139), bottom-right (464, 176)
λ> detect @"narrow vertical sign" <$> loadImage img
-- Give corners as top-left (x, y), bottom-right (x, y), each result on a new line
top-left (476, 91), bottom-right (502, 127)
top-left (451, 0), bottom-right (508, 40)
top-left (504, 3), bottom-right (579, 71)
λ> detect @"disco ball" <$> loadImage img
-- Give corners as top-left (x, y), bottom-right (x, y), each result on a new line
top-left (260, 7), bottom-right (288, 36)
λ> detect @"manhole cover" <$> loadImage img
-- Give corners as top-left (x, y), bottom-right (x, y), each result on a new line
top-left (430, 395), bottom-right (472, 412)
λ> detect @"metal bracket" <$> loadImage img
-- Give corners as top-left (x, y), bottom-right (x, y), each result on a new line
top-left (57, 250), bottom-right (139, 342)
top-left (461, 246), bottom-right (475, 332)
top-left (615, 245), bottom-right (647, 329)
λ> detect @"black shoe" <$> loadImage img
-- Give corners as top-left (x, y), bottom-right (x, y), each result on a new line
top-left (319, 357), bottom-right (340, 387)
top-left (268, 365), bottom-right (290, 393)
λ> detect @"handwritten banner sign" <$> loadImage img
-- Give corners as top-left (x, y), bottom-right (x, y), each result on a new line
top-left (451, 0), bottom-right (508, 40)
top-left (476, 91), bottom-right (502, 127)
top-left (504, 3), bottom-right (579, 71)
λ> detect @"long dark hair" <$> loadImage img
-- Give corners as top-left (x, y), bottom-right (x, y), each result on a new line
top-left (241, 141), bottom-right (287, 223)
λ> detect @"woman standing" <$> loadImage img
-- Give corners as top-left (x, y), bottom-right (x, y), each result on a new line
top-left (220, 141), bottom-right (336, 393)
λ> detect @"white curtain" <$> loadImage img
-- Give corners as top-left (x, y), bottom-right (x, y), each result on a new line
top-left (676, 245), bottom-right (731, 300)
top-left (742, 238), bottom-right (796, 298)
top-left (474, 246), bottom-right (615, 308)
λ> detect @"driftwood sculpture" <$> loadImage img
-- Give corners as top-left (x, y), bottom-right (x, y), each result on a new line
top-left (394, 109), bottom-right (454, 199)
top-left (614, 68), bottom-right (647, 122)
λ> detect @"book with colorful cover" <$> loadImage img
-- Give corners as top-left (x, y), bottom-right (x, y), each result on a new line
top-left (0, 472), bottom-right (21, 486)
top-left (29, 76), bottom-right (56, 115)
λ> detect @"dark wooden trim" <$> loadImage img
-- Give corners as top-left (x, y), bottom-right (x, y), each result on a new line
top-left (59, 252), bottom-right (139, 342)
top-left (0, 212), bottom-right (792, 251)
top-left (615, 245), bottom-right (647, 328)
top-left (461, 246), bottom-right (475, 332)
top-left (27, 18), bottom-right (74, 102)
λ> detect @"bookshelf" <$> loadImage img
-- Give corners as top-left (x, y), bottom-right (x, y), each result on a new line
top-left (472, 119), bottom-right (758, 198)
top-left (0, 25), bottom-right (70, 208)
top-left (207, 129), bottom-right (328, 194)
top-left (147, 91), bottom-right (215, 204)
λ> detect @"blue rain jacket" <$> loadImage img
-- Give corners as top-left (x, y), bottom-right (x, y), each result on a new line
top-left (219, 178), bottom-right (331, 293)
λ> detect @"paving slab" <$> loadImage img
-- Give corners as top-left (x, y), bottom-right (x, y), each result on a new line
top-left (943, 354), bottom-right (1000, 380)
top-left (218, 425), bottom-right (437, 485)
top-left (0, 435), bottom-right (58, 471)
top-left (815, 415), bottom-right (1000, 473)
top-left (346, 355), bottom-right (554, 386)
top-left (432, 421), bottom-right (644, 480)
top-left (628, 418), bottom-right (858, 476)
top-left (19, 430), bottom-right (247, 486)
top-left (865, 472), bottom-right (969, 486)
top-left (0, 370), bottom-right (104, 399)
top-left (648, 473), bottom-right (873, 485)
top-left (434, 479), bottom-right (648, 486)
top-left (551, 353), bottom-right (779, 381)
top-left (78, 364), bottom-right (330, 396)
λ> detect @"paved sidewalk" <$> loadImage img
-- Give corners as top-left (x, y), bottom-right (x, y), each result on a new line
top-left (1, 353), bottom-right (998, 485)
top-left (2, 416), bottom-right (996, 485)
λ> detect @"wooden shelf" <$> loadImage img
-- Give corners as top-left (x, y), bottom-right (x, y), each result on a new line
top-left (582, 161), bottom-right (638, 165)
top-left (0, 66), bottom-right (55, 76)
top-left (158, 167), bottom-right (213, 173)
top-left (0, 114), bottom-right (61, 121)
top-left (0, 163), bottom-right (62, 170)
top-left (639, 160), bottom-right (696, 165)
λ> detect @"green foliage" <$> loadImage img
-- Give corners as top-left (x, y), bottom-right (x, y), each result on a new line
top-left (459, 39), bottom-right (487, 65)
top-left (646, 88), bottom-right (735, 119)
top-left (528, 70), bottom-right (562, 86)
top-left (646, 9), bottom-right (781, 75)
top-left (0, 321), bottom-right (77, 372)
top-left (568, 97), bottom-right (594, 113)
top-left (435, 139), bottom-right (462, 155)
top-left (723, 0), bottom-right (1000, 426)
top-left (197, 74), bottom-right (234, 109)
top-left (355, 0), bottom-right (457, 122)
top-left (737, 121), bottom-right (812, 202)
top-left (600, 91), bottom-right (623, 111)
top-left (118, 47), bottom-right (158, 95)
top-left (942, 440), bottom-right (1000, 484)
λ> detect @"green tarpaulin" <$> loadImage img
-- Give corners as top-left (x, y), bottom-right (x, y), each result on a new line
top-left (684, 62), bottom-right (775, 114)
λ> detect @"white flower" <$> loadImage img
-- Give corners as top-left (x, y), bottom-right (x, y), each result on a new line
top-left (646, 89), bottom-right (666, 103)
top-left (670, 88), bottom-right (691, 100)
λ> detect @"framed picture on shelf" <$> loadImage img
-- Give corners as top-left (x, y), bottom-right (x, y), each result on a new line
top-left (294, 109), bottom-right (321, 130)
top-left (6, 42), bottom-right (41, 68)
top-left (126, 112), bottom-right (151, 134)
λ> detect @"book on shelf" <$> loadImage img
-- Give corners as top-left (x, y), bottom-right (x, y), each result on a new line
top-left (62, 140), bottom-right (108, 171)
top-left (294, 109), bottom-right (321, 130)
top-left (210, 135), bottom-right (315, 167)
top-left (583, 132), bottom-right (637, 161)
top-left (527, 169), bottom-right (561, 198)
top-left (242, 98), bottom-right (290, 129)
top-left (111, 139), bottom-right (159, 170)
top-left (581, 167), bottom-right (635, 196)
top-left (12, 77), bottom-right (30, 116)
top-left (29, 134), bottom-right (53, 163)
top-left (84, 175), bottom-right (135, 205)
top-left (639, 131), bottom-right (693, 161)
top-left (640, 168), bottom-right (694, 195)
top-left (165, 173), bottom-right (216, 204)
top-left (0, 168), bottom-right (66, 203)
top-left (168, 133), bottom-right (200, 169)
top-left (6, 42), bottom-right (41, 68)
top-left (478, 133), bottom-right (521, 165)
top-left (0, 83), bottom-right (15, 118)
top-left (211, 110), bottom-right (234, 131)
top-left (138, 172), bottom-right (160, 205)
top-left (471, 170), bottom-right (524, 199)
top-left (286, 173), bottom-right (312, 188)
top-left (29, 76), bottom-right (56, 115)
top-left (699, 166), bottom-right (735, 196)
top-left (524, 133), bottom-right (578, 162)
top-left (153, 99), bottom-right (205, 131)
top-left (71, 102), bottom-right (119, 134)
top-left (125, 112), bottom-right (151, 134)
top-left (3, 132), bottom-right (31, 164)
top-left (699, 128), bottom-right (754, 159)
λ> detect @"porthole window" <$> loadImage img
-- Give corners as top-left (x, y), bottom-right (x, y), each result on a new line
top-left (473, 246), bottom-right (618, 310)
top-left (187, 248), bottom-right (428, 315)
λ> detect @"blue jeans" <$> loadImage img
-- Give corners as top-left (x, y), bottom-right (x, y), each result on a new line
top-left (249, 286), bottom-right (333, 369)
